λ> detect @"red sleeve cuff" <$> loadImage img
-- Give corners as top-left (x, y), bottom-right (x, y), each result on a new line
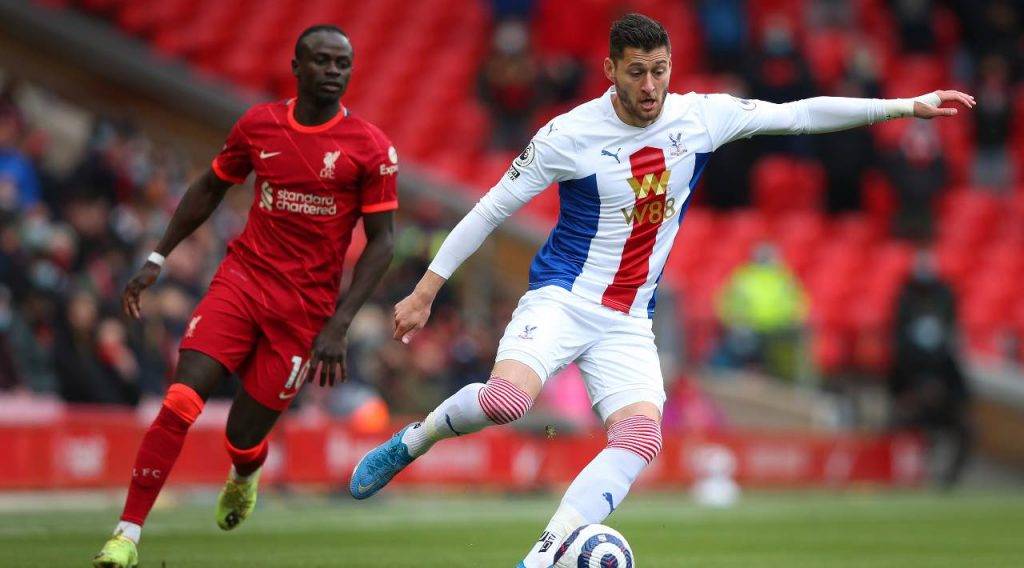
top-left (211, 158), bottom-right (246, 185)
top-left (361, 200), bottom-right (398, 213)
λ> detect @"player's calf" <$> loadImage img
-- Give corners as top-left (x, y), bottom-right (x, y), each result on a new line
top-left (350, 375), bottom-right (536, 500)
top-left (520, 414), bottom-right (662, 568)
top-left (402, 376), bottom-right (535, 457)
top-left (95, 383), bottom-right (204, 565)
top-left (120, 383), bottom-right (205, 531)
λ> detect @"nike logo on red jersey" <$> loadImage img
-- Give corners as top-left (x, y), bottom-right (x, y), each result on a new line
top-left (260, 150), bottom-right (282, 159)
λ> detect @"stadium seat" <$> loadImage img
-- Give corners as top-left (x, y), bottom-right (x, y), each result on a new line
top-left (812, 325), bottom-right (849, 376)
top-left (885, 54), bottom-right (948, 97)
top-left (117, 0), bottom-right (197, 36)
top-left (831, 213), bottom-right (883, 247)
top-left (805, 30), bottom-right (849, 91)
top-left (751, 156), bottom-right (825, 216)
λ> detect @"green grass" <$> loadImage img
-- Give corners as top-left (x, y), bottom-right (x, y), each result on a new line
top-left (1, 490), bottom-right (1022, 567)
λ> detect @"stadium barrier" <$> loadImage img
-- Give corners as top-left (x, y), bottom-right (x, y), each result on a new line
top-left (0, 405), bottom-right (923, 490)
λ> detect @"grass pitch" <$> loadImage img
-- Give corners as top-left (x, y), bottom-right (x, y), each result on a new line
top-left (1, 490), bottom-right (1021, 567)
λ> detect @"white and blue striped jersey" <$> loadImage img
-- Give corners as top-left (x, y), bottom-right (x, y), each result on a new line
top-left (430, 87), bottom-right (917, 318)
top-left (500, 88), bottom-right (775, 318)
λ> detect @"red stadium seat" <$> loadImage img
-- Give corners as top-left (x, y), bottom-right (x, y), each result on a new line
top-left (532, 0), bottom-right (614, 59)
top-left (861, 169), bottom-right (897, 227)
top-left (805, 30), bottom-right (849, 91)
top-left (832, 213), bottom-right (883, 247)
top-left (884, 55), bottom-right (949, 97)
top-left (751, 156), bottom-right (825, 216)
top-left (931, 6), bottom-right (963, 53)
top-left (812, 324), bottom-right (850, 376)
top-left (118, 0), bottom-right (197, 37)
top-left (665, 209), bottom-right (716, 285)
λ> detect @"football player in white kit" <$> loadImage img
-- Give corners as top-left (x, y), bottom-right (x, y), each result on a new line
top-left (351, 13), bottom-right (973, 567)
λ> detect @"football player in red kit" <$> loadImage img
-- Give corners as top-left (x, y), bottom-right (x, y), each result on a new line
top-left (93, 25), bottom-right (397, 568)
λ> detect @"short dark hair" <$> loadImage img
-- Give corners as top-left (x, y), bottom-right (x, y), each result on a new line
top-left (609, 13), bottom-right (670, 60)
top-left (295, 24), bottom-right (348, 58)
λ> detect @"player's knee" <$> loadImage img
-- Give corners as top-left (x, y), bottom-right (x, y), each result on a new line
top-left (162, 383), bottom-right (205, 425)
top-left (477, 376), bottom-right (534, 425)
top-left (607, 415), bottom-right (662, 465)
top-left (173, 350), bottom-right (226, 400)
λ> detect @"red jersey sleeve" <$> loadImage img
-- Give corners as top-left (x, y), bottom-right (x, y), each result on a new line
top-left (359, 126), bottom-right (399, 214)
top-left (211, 114), bottom-right (254, 185)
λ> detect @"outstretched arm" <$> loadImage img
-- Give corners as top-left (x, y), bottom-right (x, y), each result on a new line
top-left (704, 90), bottom-right (975, 149)
top-left (122, 168), bottom-right (233, 319)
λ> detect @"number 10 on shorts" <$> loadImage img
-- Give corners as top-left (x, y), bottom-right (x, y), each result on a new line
top-left (282, 356), bottom-right (308, 395)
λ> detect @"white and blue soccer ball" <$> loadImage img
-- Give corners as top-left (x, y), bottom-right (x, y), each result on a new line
top-left (552, 524), bottom-right (634, 568)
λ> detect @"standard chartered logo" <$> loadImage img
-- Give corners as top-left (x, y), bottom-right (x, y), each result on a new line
top-left (259, 181), bottom-right (336, 216)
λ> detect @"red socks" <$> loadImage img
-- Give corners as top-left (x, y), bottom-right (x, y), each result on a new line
top-left (120, 384), bottom-right (203, 525)
top-left (225, 437), bottom-right (269, 478)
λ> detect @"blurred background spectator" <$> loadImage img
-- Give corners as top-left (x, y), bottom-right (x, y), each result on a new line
top-left (714, 243), bottom-right (810, 382)
top-left (888, 250), bottom-right (972, 486)
top-left (886, 121), bottom-right (947, 241)
top-left (478, 19), bottom-right (540, 151)
top-left (971, 54), bottom-right (1015, 190)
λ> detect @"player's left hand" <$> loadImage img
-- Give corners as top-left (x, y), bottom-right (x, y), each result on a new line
top-left (913, 90), bottom-right (975, 119)
top-left (308, 321), bottom-right (348, 387)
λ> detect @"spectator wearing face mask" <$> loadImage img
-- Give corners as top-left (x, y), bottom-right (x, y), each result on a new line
top-left (971, 55), bottom-right (1015, 190)
top-left (888, 250), bottom-right (972, 487)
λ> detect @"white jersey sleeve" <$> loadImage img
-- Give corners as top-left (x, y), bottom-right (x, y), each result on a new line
top-left (699, 92), bottom-right (941, 150)
top-left (428, 122), bottom-right (577, 279)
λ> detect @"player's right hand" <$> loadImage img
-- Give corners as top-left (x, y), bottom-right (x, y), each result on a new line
top-left (393, 291), bottom-right (432, 344)
top-left (122, 262), bottom-right (161, 319)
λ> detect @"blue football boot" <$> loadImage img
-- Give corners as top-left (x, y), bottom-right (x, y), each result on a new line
top-left (349, 424), bottom-right (416, 499)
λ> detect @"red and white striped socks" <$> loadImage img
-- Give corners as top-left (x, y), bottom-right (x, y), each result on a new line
top-left (477, 377), bottom-right (534, 424)
top-left (402, 377), bottom-right (534, 457)
top-left (607, 415), bottom-right (663, 464)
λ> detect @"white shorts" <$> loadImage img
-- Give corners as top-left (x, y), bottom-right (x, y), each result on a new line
top-left (495, 285), bottom-right (666, 421)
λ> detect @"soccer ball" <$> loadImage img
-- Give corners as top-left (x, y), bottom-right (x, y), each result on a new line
top-left (552, 524), bottom-right (634, 568)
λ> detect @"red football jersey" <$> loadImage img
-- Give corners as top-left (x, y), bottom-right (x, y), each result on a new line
top-left (210, 99), bottom-right (398, 324)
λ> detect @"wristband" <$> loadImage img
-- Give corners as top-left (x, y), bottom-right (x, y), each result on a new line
top-left (147, 252), bottom-right (166, 267)
top-left (885, 91), bottom-right (943, 119)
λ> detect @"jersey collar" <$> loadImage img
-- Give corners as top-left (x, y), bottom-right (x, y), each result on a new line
top-left (286, 98), bottom-right (347, 133)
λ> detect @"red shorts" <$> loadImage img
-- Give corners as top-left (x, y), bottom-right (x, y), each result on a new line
top-left (178, 278), bottom-right (321, 411)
